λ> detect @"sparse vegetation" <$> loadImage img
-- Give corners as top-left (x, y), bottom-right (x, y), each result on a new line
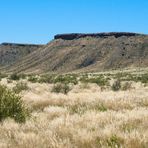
top-left (28, 75), bottom-right (38, 83)
top-left (80, 75), bottom-right (109, 86)
top-left (54, 74), bottom-right (78, 85)
top-left (13, 81), bottom-right (29, 94)
top-left (0, 71), bottom-right (147, 147)
top-left (38, 74), bottom-right (55, 83)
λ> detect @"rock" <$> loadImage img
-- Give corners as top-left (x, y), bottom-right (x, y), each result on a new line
top-left (54, 32), bottom-right (142, 40)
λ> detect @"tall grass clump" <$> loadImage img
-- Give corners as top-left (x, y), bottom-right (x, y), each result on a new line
top-left (0, 85), bottom-right (29, 123)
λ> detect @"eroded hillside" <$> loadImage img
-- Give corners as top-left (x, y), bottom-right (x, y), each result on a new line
top-left (0, 43), bottom-right (43, 69)
top-left (1, 32), bottom-right (148, 74)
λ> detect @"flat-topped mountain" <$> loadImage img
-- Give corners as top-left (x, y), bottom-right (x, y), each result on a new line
top-left (0, 32), bottom-right (148, 73)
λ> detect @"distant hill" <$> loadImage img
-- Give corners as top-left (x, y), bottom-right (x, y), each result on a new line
top-left (0, 43), bottom-right (43, 68)
top-left (0, 32), bottom-right (148, 74)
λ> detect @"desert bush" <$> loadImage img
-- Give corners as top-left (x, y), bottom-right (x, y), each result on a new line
top-left (136, 74), bottom-right (148, 84)
top-left (117, 73), bottom-right (148, 84)
top-left (54, 74), bottom-right (78, 85)
top-left (52, 83), bottom-right (71, 94)
top-left (13, 81), bottom-right (29, 94)
top-left (80, 76), bottom-right (109, 86)
top-left (28, 76), bottom-right (38, 83)
top-left (9, 73), bottom-right (20, 80)
top-left (111, 79), bottom-right (121, 91)
top-left (38, 74), bottom-right (55, 83)
top-left (107, 135), bottom-right (122, 148)
top-left (0, 85), bottom-right (29, 123)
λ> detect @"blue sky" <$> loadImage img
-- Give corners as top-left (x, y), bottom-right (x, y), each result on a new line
top-left (0, 0), bottom-right (148, 44)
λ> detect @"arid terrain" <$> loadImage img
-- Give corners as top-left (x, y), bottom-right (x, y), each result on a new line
top-left (0, 32), bottom-right (148, 148)
top-left (0, 69), bottom-right (147, 148)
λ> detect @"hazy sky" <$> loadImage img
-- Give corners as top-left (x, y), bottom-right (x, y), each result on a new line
top-left (0, 0), bottom-right (148, 44)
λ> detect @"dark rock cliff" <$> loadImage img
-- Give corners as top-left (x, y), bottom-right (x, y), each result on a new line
top-left (54, 32), bottom-right (143, 40)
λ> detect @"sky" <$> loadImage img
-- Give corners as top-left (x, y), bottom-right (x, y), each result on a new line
top-left (0, 0), bottom-right (148, 44)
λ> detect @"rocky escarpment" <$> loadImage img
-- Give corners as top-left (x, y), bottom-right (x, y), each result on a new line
top-left (54, 32), bottom-right (142, 40)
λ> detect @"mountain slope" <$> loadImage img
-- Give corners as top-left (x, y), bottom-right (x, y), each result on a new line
top-left (0, 43), bottom-right (43, 68)
top-left (1, 32), bottom-right (148, 74)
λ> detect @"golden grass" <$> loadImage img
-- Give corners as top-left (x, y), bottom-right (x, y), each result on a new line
top-left (0, 80), bottom-right (148, 148)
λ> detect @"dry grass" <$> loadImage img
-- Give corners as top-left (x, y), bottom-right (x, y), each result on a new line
top-left (0, 77), bottom-right (148, 148)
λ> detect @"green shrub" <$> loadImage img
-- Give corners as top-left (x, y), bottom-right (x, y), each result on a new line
top-left (112, 79), bottom-right (121, 91)
top-left (9, 73), bottom-right (20, 80)
top-left (107, 135), bottom-right (121, 148)
top-left (28, 76), bottom-right (38, 83)
top-left (0, 85), bottom-right (29, 123)
top-left (80, 76), bottom-right (108, 86)
top-left (52, 83), bottom-right (71, 94)
top-left (136, 74), bottom-right (148, 84)
top-left (13, 82), bottom-right (29, 94)
top-left (38, 75), bottom-right (55, 83)
top-left (54, 75), bottom-right (78, 85)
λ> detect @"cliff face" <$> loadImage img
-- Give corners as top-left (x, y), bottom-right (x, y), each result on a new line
top-left (54, 32), bottom-right (142, 40)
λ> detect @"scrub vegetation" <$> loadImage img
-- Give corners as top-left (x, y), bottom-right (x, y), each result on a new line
top-left (0, 70), bottom-right (147, 148)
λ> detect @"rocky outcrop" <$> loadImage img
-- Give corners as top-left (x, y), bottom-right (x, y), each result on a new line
top-left (54, 32), bottom-right (143, 40)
